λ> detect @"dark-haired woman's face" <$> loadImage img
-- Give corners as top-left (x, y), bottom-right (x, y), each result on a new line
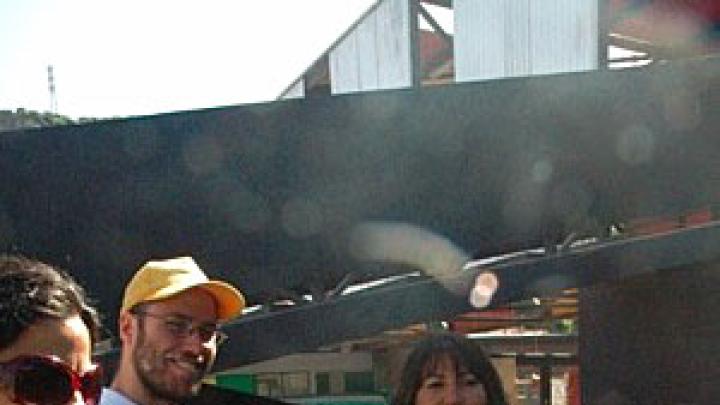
top-left (0, 315), bottom-right (93, 405)
top-left (415, 355), bottom-right (487, 405)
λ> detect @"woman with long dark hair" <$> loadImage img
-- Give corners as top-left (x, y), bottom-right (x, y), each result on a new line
top-left (393, 332), bottom-right (508, 405)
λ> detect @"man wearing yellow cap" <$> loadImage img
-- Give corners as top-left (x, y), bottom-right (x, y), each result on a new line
top-left (100, 257), bottom-right (245, 405)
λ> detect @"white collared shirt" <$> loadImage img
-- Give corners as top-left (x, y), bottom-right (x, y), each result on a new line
top-left (98, 387), bottom-right (140, 405)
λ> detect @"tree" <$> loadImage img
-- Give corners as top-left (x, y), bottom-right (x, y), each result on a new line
top-left (0, 108), bottom-right (81, 132)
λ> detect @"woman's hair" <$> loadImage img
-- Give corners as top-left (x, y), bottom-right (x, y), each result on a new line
top-left (0, 254), bottom-right (101, 350)
top-left (393, 332), bottom-right (508, 405)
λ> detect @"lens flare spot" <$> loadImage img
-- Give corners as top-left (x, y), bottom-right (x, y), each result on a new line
top-left (616, 125), bottom-right (655, 165)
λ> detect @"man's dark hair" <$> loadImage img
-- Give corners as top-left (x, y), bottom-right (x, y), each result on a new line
top-left (0, 254), bottom-right (101, 350)
top-left (393, 332), bottom-right (508, 405)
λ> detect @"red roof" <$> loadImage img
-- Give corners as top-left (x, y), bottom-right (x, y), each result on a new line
top-left (610, 0), bottom-right (720, 52)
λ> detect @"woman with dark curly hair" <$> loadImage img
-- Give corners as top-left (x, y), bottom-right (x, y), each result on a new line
top-left (393, 332), bottom-right (508, 405)
top-left (0, 254), bottom-right (102, 405)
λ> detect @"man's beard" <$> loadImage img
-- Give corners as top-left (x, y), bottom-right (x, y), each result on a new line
top-left (132, 323), bottom-right (210, 403)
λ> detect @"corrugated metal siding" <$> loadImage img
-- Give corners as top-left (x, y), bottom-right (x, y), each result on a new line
top-left (455, 0), bottom-right (598, 82)
top-left (455, 0), bottom-right (510, 80)
top-left (505, 0), bottom-right (532, 77)
top-left (330, 0), bottom-right (412, 94)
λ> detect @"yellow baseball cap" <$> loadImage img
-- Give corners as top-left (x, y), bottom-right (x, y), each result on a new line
top-left (121, 256), bottom-right (245, 322)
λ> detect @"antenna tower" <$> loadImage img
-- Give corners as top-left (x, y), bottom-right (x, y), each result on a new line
top-left (47, 65), bottom-right (58, 113)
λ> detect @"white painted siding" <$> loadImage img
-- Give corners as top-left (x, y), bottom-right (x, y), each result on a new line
top-left (529, 0), bottom-right (598, 74)
top-left (282, 79), bottom-right (305, 99)
top-left (330, 0), bottom-right (412, 94)
top-left (455, 0), bottom-right (598, 82)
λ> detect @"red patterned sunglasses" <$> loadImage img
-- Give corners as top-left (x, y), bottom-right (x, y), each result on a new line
top-left (0, 355), bottom-right (102, 405)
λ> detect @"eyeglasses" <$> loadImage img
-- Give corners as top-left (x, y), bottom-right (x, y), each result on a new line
top-left (132, 311), bottom-right (228, 345)
top-left (0, 355), bottom-right (102, 405)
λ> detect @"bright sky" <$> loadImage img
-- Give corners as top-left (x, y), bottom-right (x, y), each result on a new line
top-left (0, 0), bottom-right (377, 118)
